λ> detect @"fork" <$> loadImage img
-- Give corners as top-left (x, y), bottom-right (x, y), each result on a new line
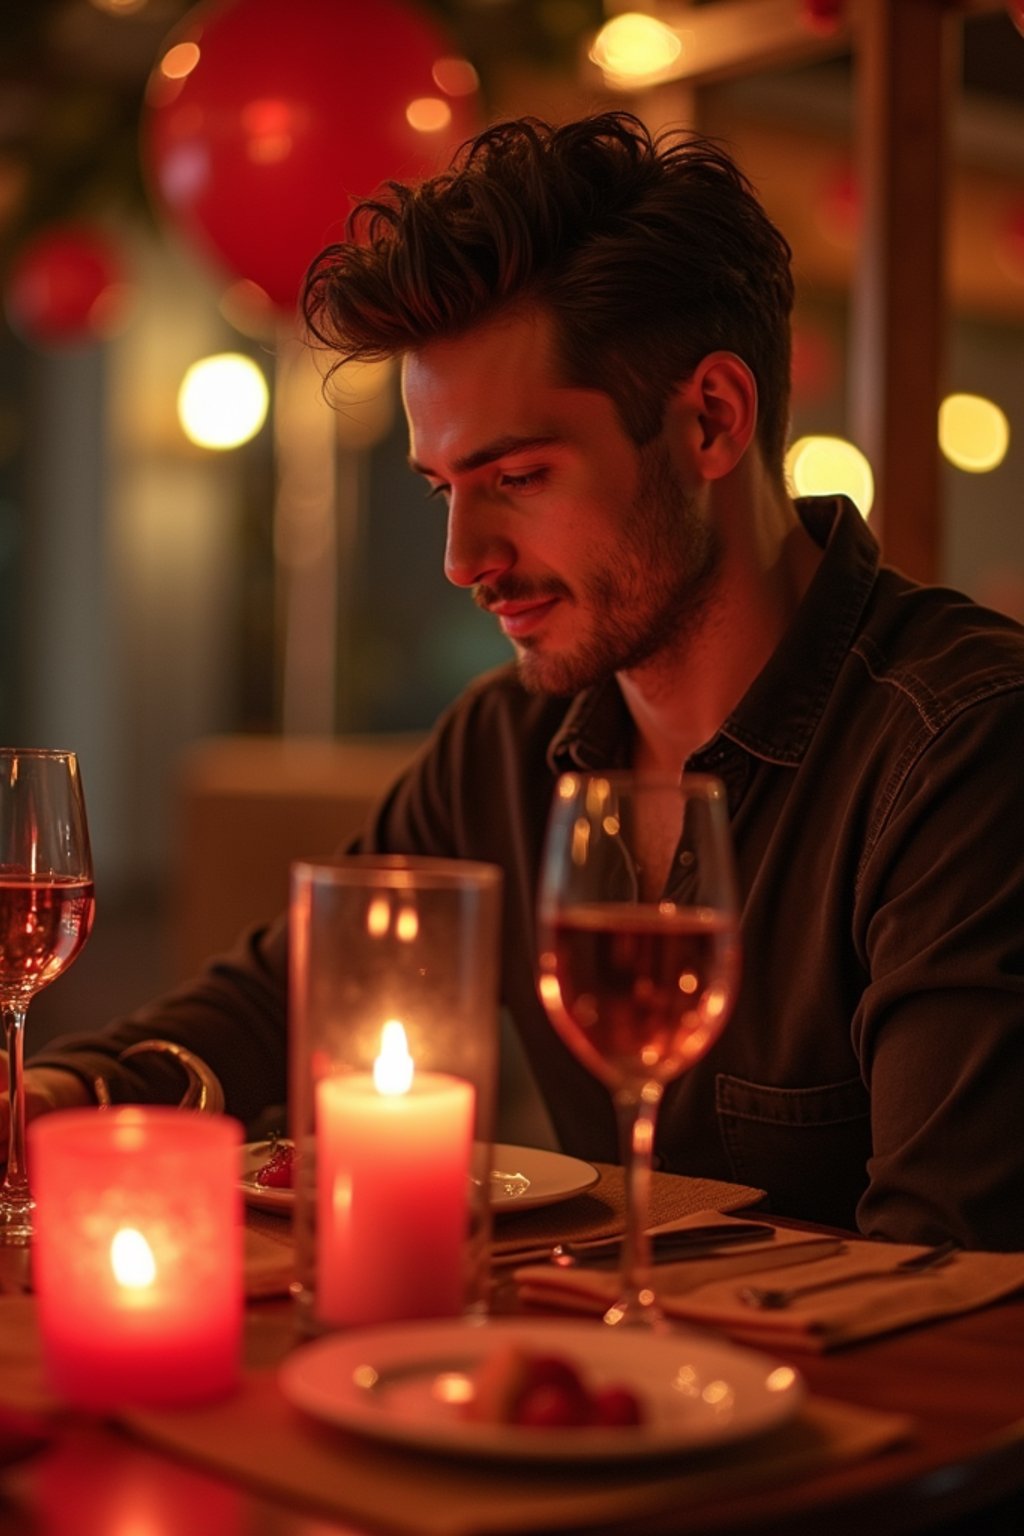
top-left (738, 1237), bottom-right (960, 1309)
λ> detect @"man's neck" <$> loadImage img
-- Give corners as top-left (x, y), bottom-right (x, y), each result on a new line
top-left (621, 492), bottom-right (823, 774)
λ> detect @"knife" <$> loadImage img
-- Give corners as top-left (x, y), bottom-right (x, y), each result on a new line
top-left (549, 1220), bottom-right (776, 1268)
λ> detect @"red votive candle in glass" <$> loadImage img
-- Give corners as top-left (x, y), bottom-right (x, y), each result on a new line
top-left (29, 1107), bottom-right (243, 1409)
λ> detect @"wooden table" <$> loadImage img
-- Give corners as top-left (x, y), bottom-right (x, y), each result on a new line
top-left (2, 1265), bottom-right (1023, 1536)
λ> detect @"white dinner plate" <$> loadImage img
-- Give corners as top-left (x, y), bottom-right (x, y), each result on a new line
top-left (488, 1143), bottom-right (599, 1214)
top-left (239, 1141), bottom-right (599, 1217)
top-left (279, 1317), bottom-right (804, 1463)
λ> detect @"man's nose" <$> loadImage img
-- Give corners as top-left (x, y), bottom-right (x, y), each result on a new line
top-left (443, 491), bottom-right (516, 589)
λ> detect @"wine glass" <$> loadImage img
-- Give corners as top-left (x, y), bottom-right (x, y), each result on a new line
top-left (1, 748), bottom-right (95, 1244)
top-left (537, 771), bottom-right (740, 1327)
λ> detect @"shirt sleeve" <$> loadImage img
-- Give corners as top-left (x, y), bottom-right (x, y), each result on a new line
top-left (851, 686), bottom-right (1024, 1250)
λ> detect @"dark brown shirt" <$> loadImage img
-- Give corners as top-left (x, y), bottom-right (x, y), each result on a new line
top-left (35, 499), bottom-right (1024, 1248)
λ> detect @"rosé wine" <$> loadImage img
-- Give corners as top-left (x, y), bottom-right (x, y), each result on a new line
top-left (541, 902), bottom-right (738, 1088)
top-left (0, 875), bottom-right (95, 1000)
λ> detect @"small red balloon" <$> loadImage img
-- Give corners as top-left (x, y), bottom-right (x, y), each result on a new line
top-left (140, 0), bottom-right (481, 315)
top-left (4, 225), bottom-right (130, 348)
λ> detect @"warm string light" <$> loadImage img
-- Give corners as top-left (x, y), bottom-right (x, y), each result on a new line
top-left (589, 12), bottom-right (683, 88)
top-left (177, 353), bottom-right (269, 450)
top-left (788, 389), bottom-right (1009, 514)
top-left (786, 436), bottom-right (875, 518)
top-left (939, 394), bottom-right (1011, 473)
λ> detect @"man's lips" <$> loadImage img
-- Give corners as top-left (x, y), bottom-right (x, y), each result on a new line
top-left (488, 596), bottom-right (560, 639)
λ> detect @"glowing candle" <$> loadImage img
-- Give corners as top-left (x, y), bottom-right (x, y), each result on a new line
top-left (316, 1021), bottom-right (475, 1327)
top-left (28, 1108), bottom-right (243, 1408)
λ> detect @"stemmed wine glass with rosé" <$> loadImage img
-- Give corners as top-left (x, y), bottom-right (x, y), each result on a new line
top-left (537, 771), bottom-right (740, 1327)
top-left (1, 749), bottom-right (95, 1244)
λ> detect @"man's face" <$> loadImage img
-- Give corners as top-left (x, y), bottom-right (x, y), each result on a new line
top-left (402, 307), bottom-right (719, 695)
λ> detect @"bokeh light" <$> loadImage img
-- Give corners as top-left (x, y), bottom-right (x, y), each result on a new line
top-left (938, 393), bottom-right (1010, 472)
top-left (431, 57), bottom-right (479, 96)
top-left (177, 353), bottom-right (269, 450)
top-left (159, 42), bottom-right (201, 81)
top-left (590, 13), bottom-right (682, 86)
top-left (786, 435), bottom-right (875, 517)
top-left (405, 97), bottom-right (452, 133)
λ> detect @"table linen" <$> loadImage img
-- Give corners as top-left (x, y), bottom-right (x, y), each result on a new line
top-left (119, 1365), bottom-right (909, 1536)
top-left (514, 1223), bottom-right (1024, 1351)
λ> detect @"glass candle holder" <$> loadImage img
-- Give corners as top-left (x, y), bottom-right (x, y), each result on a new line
top-left (289, 856), bottom-right (502, 1334)
top-left (28, 1107), bottom-right (243, 1408)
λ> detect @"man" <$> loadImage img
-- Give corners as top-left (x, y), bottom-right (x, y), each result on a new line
top-left (8, 114), bottom-right (1024, 1247)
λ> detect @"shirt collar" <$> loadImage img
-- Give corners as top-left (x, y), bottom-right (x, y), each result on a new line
top-left (548, 496), bottom-right (879, 773)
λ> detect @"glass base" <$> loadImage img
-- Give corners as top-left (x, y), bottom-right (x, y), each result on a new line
top-left (0, 1207), bottom-right (34, 1246)
top-left (602, 1285), bottom-right (667, 1329)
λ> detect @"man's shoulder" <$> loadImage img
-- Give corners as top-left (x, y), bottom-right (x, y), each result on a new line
top-left (854, 570), bottom-right (1024, 730)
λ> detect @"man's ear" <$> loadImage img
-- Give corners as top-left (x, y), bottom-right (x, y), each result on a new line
top-left (674, 351), bottom-right (758, 481)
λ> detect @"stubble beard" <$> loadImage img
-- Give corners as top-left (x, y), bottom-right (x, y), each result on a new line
top-left (513, 440), bottom-right (722, 697)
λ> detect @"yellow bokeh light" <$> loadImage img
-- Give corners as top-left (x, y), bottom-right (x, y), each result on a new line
top-left (405, 98), bottom-right (452, 134)
top-left (177, 353), bottom-right (269, 450)
top-left (160, 42), bottom-right (201, 81)
top-left (939, 393), bottom-right (1010, 473)
top-left (590, 13), bottom-right (682, 85)
top-left (785, 435), bottom-right (875, 517)
top-left (431, 57), bottom-right (479, 97)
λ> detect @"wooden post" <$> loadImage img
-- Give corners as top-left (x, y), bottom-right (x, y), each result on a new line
top-left (849, 0), bottom-right (958, 582)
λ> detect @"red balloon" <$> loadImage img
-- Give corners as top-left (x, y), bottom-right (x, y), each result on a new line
top-left (4, 224), bottom-right (130, 348)
top-left (140, 0), bottom-right (481, 315)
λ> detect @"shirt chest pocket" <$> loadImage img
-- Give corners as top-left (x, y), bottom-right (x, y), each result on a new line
top-left (715, 1072), bottom-right (872, 1230)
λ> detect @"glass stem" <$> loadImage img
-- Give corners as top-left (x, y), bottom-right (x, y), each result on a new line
top-left (2, 1003), bottom-right (30, 1199)
top-left (609, 1083), bottom-right (663, 1326)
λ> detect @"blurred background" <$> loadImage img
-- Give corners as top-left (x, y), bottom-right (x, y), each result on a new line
top-left (1, 0), bottom-right (1021, 1047)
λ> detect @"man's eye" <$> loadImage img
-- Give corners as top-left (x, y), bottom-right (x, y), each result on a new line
top-left (499, 469), bottom-right (545, 492)
top-left (425, 483), bottom-right (450, 503)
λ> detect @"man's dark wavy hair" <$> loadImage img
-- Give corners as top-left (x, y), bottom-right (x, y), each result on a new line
top-left (303, 112), bottom-right (794, 475)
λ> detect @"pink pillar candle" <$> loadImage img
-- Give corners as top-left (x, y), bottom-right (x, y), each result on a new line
top-left (316, 1023), bottom-right (475, 1326)
top-left (29, 1108), bottom-right (243, 1409)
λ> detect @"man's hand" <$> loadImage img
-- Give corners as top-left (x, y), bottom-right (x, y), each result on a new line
top-left (0, 1055), bottom-right (93, 1162)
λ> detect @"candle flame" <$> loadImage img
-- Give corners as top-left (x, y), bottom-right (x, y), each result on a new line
top-left (373, 1020), bottom-right (414, 1096)
top-left (110, 1227), bottom-right (157, 1289)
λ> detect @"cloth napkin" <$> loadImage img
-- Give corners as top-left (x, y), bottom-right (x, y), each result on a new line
top-left (514, 1224), bottom-right (1024, 1352)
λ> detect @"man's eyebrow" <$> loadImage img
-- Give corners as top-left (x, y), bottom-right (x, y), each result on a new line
top-left (407, 435), bottom-right (560, 478)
